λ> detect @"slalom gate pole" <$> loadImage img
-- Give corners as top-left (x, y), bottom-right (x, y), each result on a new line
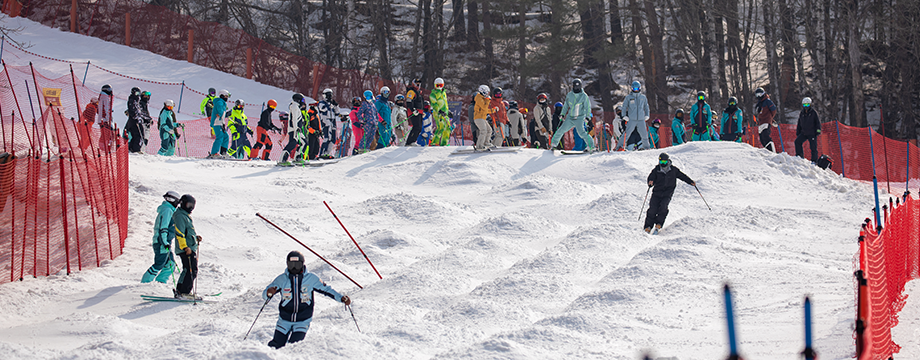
top-left (181, 126), bottom-right (188, 157)
top-left (82, 61), bottom-right (89, 85)
top-left (835, 120), bottom-right (845, 177)
top-left (694, 184), bottom-right (712, 211)
top-left (776, 121), bottom-right (786, 154)
top-left (346, 304), bottom-right (361, 332)
top-left (638, 186), bottom-right (651, 221)
top-left (868, 126), bottom-right (882, 230)
top-left (193, 246), bottom-right (200, 306)
top-left (177, 81), bottom-right (185, 113)
top-left (723, 284), bottom-right (739, 358)
top-left (244, 294), bottom-right (273, 340)
top-left (256, 213), bottom-right (363, 289)
top-left (323, 201), bottom-right (382, 279)
top-left (907, 140), bottom-right (911, 195)
top-left (0, 35), bottom-right (4, 64)
top-left (803, 296), bottom-right (816, 360)
top-left (25, 81), bottom-right (37, 123)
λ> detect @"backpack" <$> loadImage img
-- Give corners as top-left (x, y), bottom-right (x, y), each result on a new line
top-left (816, 155), bottom-right (833, 170)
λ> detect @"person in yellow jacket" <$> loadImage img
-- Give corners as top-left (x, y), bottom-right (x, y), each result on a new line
top-left (227, 99), bottom-right (253, 159)
top-left (473, 85), bottom-right (493, 151)
top-left (429, 78), bottom-right (452, 146)
top-left (201, 88), bottom-right (217, 138)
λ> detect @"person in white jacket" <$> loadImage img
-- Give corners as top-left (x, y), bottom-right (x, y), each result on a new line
top-left (280, 93), bottom-right (307, 164)
top-left (617, 80), bottom-right (652, 150)
top-left (392, 95), bottom-right (408, 145)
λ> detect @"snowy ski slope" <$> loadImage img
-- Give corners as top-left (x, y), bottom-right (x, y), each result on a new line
top-left (0, 14), bottom-right (906, 360)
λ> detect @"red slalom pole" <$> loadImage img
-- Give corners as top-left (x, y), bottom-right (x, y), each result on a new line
top-left (324, 201), bottom-right (382, 279)
top-left (256, 213), bottom-right (363, 289)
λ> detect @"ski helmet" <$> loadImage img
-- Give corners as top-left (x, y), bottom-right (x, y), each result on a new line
top-left (292, 93), bottom-right (305, 104)
top-left (423, 100), bottom-right (431, 111)
top-left (164, 99), bottom-right (175, 109)
top-left (675, 108), bottom-right (684, 118)
top-left (267, 99), bottom-right (278, 109)
top-left (163, 190), bottom-right (180, 206)
top-left (141, 91), bottom-right (151, 98)
top-left (509, 101), bottom-right (519, 110)
top-left (537, 93), bottom-right (548, 103)
top-left (323, 88), bottom-right (333, 100)
top-left (573, 79), bottom-right (583, 93)
top-left (131, 87), bottom-right (141, 96)
top-left (434, 77), bottom-right (445, 89)
top-left (728, 97), bottom-right (737, 106)
top-left (90, 97), bottom-right (99, 104)
top-left (754, 87), bottom-right (765, 99)
top-left (802, 97), bottom-right (812, 108)
top-left (659, 153), bottom-right (670, 165)
top-left (179, 194), bottom-right (196, 213)
top-left (652, 118), bottom-right (661, 127)
top-left (363, 90), bottom-right (374, 101)
top-left (219, 89), bottom-right (231, 98)
top-left (101, 84), bottom-right (112, 95)
top-left (380, 86), bottom-right (390, 97)
top-left (492, 87), bottom-right (503, 98)
top-left (615, 106), bottom-right (622, 115)
top-left (286, 251), bottom-right (305, 274)
top-left (478, 85), bottom-right (490, 96)
top-left (631, 81), bottom-right (641, 92)
top-left (697, 91), bottom-right (706, 102)
top-left (394, 94), bottom-right (405, 102)
top-left (208, 88), bottom-right (216, 96)
top-left (351, 97), bottom-right (361, 108)
top-left (554, 102), bottom-right (563, 108)
top-left (235, 99), bottom-right (245, 107)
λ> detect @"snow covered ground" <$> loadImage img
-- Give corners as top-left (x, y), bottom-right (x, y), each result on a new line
top-left (0, 141), bottom-right (880, 359)
top-left (0, 14), bottom-right (909, 360)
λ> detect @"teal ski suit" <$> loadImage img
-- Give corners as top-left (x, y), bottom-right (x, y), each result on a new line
top-left (550, 90), bottom-right (595, 151)
top-left (141, 201), bottom-right (176, 283)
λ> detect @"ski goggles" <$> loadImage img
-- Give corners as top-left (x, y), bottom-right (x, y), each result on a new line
top-left (803, 102), bottom-right (811, 108)
top-left (435, 83), bottom-right (444, 89)
top-left (659, 159), bottom-right (669, 165)
top-left (728, 101), bottom-right (736, 106)
top-left (698, 95), bottom-right (705, 101)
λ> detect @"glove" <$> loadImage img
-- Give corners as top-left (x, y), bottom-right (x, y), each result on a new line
top-left (221, 124), bottom-right (227, 132)
top-left (266, 286), bottom-right (279, 297)
top-left (648, 181), bottom-right (654, 187)
top-left (623, 116), bottom-right (630, 122)
top-left (439, 110), bottom-right (447, 117)
top-left (644, 116), bottom-right (650, 121)
top-left (247, 127), bottom-right (254, 135)
top-left (308, 128), bottom-right (316, 134)
top-left (448, 111), bottom-right (454, 119)
top-left (341, 295), bottom-right (351, 305)
top-left (772, 123), bottom-right (778, 128)
top-left (816, 129), bottom-right (821, 135)
top-left (184, 247), bottom-right (192, 255)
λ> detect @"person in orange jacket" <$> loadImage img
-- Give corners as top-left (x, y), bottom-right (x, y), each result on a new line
top-left (79, 97), bottom-right (98, 150)
top-left (489, 87), bottom-right (509, 147)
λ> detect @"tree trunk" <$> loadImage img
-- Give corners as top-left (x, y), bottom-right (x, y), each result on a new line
top-left (763, 0), bottom-right (783, 123)
top-left (846, 0), bottom-right (865, 127)
top-left (518, 1), bottom-right (527, 99)
top-left (422, 0), bottom-right (434, 85)
top-left (714, 0), bottom-right (727, 100)
top-left (779, 0), bottom-right (796, 108)
top-left (643, 0), bottom-right (668, 113)
top-left (373, 0), bottom-right (391, 78)
top-left (451, 0), bottom-right (466, 41)
top-left (467, 1), bottom-right (481, 51)
top-left (482, 1), bottom-right (493, 79)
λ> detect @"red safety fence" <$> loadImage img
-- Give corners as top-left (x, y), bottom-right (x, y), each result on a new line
top-left (0, 66), bottom-right (128, 284)
top-left (856, 195), bottom-right (920, 360)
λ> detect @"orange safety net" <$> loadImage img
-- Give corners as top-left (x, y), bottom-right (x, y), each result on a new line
top-left (857, 196), bottom-right (920, 359)
top-left (0, 67), bottom-right (128, 284)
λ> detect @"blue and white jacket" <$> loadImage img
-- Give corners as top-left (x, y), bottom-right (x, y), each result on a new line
top-left (263, 269), bottom-right (344, 322)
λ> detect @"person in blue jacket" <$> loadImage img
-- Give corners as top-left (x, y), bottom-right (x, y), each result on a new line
top-left (649, 119), bottom-right (661, 148)
top-left (141, 191), bottom-right (180, 283)
top-left (375, 86), bottom-right (393, 148)
top-left (550, 79), bottom-right (595, 152)
top-left (720, 97), bottom-right (743, 142)
top-left (208, 90), bottom-right (231, 158)
top-left (157, 100), bottom-right (180, 156)
top-left (690, 91), bottom-right (713, 141)
top-left (671, 109), bottom-right (687, 145)
top-left (263, 251), bottom-right (352, 349)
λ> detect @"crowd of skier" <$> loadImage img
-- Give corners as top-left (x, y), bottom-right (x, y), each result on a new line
top-left (77, 78), bottom-right (825, 164)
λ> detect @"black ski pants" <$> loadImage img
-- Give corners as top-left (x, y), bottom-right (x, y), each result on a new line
top-left (268, 329), bottom-right (306, 349)
top-left (176, 251), bottom-right (198, 295)
top-left (644, 193), bottom-right (673, 229)
top-left (759, 128), bottom-right (774, 152)
top-left (794, 134), bottom-right (818, 161)
top-left (127, 119), bottom-right (143, 152)
top-left (405, 113), bottom-right (423, 145)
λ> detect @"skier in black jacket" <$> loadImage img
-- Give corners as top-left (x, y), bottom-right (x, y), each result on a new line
top-left (645, 153), bottom-right (695, 233)
top-left (794, 97), bottom-right (821, 162)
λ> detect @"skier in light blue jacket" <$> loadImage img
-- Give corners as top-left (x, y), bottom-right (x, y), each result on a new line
top-left (157, 100), bottom-right (180, 156)
top-left (617, 80), bottom-right (651, 150)
top-left (263, 251), bottom-right (352, 349)
top-left (141, 191), bottom-right (180, 283)
top-left (550, 79), bottom-right (595, 152)
top-left (209, 90), bottom-right (231, 158)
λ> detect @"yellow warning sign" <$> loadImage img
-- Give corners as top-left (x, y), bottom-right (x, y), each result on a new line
top-left (42, 88), bottom-right (62, 107)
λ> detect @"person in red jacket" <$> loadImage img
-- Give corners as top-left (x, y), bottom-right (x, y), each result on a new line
top-left (79, 97), bottom-right (99, 150)
top-left (754, 87), bottom-right (778, 152)
top-left (489, 87), bottom-right (510, 147)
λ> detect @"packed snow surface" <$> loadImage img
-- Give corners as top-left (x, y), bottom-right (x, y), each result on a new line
top-left (0, 14), bottom-right (905, 360)
top-left (0, 141), bottom-right (881, 359)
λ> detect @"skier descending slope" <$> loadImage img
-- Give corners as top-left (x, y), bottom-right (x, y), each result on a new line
top-left (263, 251), bottom-right (352, 348)
top-left (644, 153), bottom-right (696, 234)
top-left (550, 79), bottom-right (595, 152)
top-left (141, 191), bottom-right (180, 283)
top-left (173, 194), bottom-right (202, 299)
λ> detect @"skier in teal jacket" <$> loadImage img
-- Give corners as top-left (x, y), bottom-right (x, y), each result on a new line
top-left (550, 79), bottom-right (595, 152)
top-left (690, 91), bottom-right (713, 141)
top-left (141, 191), bottom-right (180, 283)
top-left (263, 251), bottom-right (352, 348)
top-left (671, 109), bottom-right (687, 145)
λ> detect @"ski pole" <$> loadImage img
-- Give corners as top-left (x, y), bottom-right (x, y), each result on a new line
top-left (181, 126), bottom-right (189, 157)
top-left (723, 284), bottom-right (740, 359)
top-left (346, 303), bottom-right (361, 333)
top-left (694, 184), bottom-right (712, 211)
top-left (803, 296), bottom-right (816, 360)
top-left (256, 213), bottom-right (363, 289)
top-left (324, 201), bottom-right (382, 279)
top-left (244, 294), bottom-right (273, 340)
top-left (638, 186), bottom-right (651, 221)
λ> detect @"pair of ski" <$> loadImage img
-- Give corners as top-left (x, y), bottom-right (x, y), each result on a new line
top-left (450, 146), bottom-right (522, 155)
top-left (141, 292), bottom-right (221, 304)
top-left (276, 158), bottom-right (342, 167)
top-left (723, 285), bottom-right (815, 360)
